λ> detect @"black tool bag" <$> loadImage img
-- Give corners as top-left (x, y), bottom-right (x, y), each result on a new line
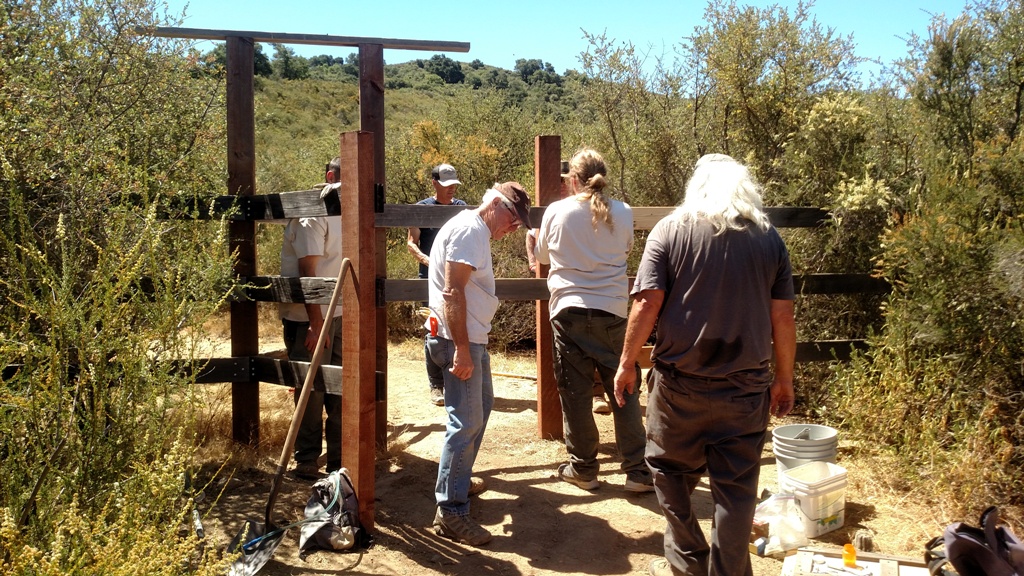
top-left (298, 469), bottom-right (372, 553)
top-left (925, 506), bottom-right (1024, 576)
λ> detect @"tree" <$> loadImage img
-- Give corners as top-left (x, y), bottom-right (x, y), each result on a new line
top-left (272, 43), bottom-right (310, 80)
top-left (680, 0), bottom-right (860, 184)
top-left (424, 54), bottom-right (464, 84)
top-left (200, 42), bottom-right (272, 76)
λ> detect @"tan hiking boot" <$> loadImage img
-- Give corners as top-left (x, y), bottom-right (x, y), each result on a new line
top-left (432, 508), bottom-right (492, 546)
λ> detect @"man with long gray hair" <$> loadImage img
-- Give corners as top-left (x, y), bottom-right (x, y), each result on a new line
top-left (614, 154), bottom-right (796, 576)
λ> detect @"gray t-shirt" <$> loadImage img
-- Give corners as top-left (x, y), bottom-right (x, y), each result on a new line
top-left (632, 215), bottom-right (794, 385)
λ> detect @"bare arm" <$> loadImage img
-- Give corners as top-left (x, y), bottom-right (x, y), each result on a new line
top-left (298, 254), bottom-right (326, 353)
top-left (769, 298), bottom-right (796, 417)
top-left (407, 227), bottom-right (429, 268)
top-left (614, 289), bottom-right (664, 406)
top-left (525, 231), bottom-right (538, 274)
top-left (442, 261), bottom-right (475, 380)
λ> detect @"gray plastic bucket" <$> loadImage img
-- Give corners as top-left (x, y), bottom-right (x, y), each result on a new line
top-left (772, 424), bottom-right (839, 486)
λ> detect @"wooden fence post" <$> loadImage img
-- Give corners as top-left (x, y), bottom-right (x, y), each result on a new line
top-left (340, 131), bottom-right (378, 529)
top-left (534, 135), bottom-right (563, 439)
top-left (226, 35), bottom-right (260, 446)
top-left (358, 43), bottom-right (389, 450)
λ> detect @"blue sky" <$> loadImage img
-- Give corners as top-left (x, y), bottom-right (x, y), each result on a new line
top-left (164, 0), bottom-right (969, 79)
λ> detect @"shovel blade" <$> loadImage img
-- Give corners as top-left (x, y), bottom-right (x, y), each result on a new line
top-left (227, 520), bottom-right (284, 576)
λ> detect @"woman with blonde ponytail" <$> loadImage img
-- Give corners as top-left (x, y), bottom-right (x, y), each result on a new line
top-left (533, 148), bottom-right (652, 493)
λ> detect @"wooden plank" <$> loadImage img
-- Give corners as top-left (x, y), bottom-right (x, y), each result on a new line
top-left (340, 131), bottom-right (378, 530)
top-left (783, 549), bottom-right (929, 576)
top-left (379, 278), bottom-right (550, 303)
top-left (535, 135), bottom-right (563, 440)
top-left (171, 357), bottom-right (251, 384)
top-left (375, 203), bottom-right (472, 228)
top-left (245, 188), bottom-right (341, 220)
top-left (246, 276), bottom-right (340, 304)
top-left (366, 275), bottom-right (882, 303)
top-left (796, 274), bottom-right (890, 295)
top-left (169, 199), bottom-right (830, 230)
top-left (789, 546), bottom-right (928, 568)
top-left (360, 42), bottom-right (390, 452)
top-left (250, 357), bottom-right (344, 394)
top-left (226, 36), bottom-right (260, 448)
top-left (376, 204), bottom-right (829, 231)
top-left (140, 26), bottom-right (470, 52)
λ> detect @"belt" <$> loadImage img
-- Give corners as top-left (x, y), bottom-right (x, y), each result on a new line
top-left (653, 361), bottom-right (730, 382)
top-left (564, 306), bottom-right (617, 318)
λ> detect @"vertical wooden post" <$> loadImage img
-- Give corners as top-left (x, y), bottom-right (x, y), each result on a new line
top-left (340, 131), bottom-right (377, 530)
top-left (534, 135), bottom-right (563, 439)
top-left (358, 43), bottom-right (389, 449)
top-left (226, 36), bottom-right (260, 446)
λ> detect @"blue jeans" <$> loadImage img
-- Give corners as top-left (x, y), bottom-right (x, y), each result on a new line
top-left (424, 333), bottom-right (444, 391)
top-left (551, 308), bottom-right (649, 481)
top-left (282, 318), bottom-right (343, 472)
top-left (426, 335), bottom-right (493, 516)
top-left (645, 367), bottom-right (769, 576)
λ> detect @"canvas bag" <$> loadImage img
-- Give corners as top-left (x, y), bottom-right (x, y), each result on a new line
top-left (298, 468), bottom-right (370, 552)
top-left (926, 506), bottom-right (1024, 576)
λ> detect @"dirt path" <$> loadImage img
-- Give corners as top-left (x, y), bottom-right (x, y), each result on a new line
top-left (197, 338), bottom-right (938, 576)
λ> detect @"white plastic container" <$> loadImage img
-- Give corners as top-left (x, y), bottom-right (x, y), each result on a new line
top-left (772, 425), bottom-right (839, 485)
top-left (780, 461), bottom-right (848, 538)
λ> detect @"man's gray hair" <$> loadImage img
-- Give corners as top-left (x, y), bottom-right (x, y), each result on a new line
top-left (672, 154), bottom-right (770, 234)
top-left (481, 187), bottom-right (510, 208)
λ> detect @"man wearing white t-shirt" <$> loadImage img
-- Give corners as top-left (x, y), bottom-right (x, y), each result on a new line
top-left (279, 157), bottom-right (345, 481)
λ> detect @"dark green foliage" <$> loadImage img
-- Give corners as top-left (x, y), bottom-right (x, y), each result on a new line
top-left (424, 54), bottom-right (465, 84)
top-left (199, 41), bottom-right (272, 77)
top-left (273, 43), bottom-right (310, 80)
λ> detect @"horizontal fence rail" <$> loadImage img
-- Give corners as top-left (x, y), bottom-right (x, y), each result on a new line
top-left (243, 273), bottom-right (891, 304)
top-left (154, 191), bottom-right (832, 229)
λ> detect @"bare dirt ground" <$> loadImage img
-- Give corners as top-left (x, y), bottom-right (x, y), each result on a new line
top-left (194, 330), bottom-right (944, 576)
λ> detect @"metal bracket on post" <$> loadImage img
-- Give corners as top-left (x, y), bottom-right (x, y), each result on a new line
top-left (375, 370), bottom-right (386, 401)
top-left (375, 277), bottom-right (386, 308)
top-left (374, 182), bottom-right (385, 213)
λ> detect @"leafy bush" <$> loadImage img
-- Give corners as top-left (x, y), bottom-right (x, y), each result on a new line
top-left (1, 0), bottom-right (236, 572)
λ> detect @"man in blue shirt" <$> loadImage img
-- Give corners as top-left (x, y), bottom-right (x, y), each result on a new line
top-left (407, 164), bottom-right (467, 406)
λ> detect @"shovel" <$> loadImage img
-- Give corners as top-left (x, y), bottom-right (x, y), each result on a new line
top-left (227, 258), bottom-right (352, 576)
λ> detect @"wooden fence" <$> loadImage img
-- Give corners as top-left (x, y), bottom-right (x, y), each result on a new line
top-left (191, 134), bottom-right (890, 445)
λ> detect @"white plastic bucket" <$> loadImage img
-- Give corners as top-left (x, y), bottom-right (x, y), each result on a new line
top-left (772, 424), bottom-right (839, 485)
top-left (773, 444), bottom-right (838, 459)
top-left (780, 461), bottom-right (848, 537)
top-left (773, 424), bottom-right (838, 447)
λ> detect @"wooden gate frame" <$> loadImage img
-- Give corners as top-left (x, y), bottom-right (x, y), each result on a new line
top-left (142, 26), bottom-right (469, 529)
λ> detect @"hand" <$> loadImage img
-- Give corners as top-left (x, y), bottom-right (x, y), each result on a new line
top-left (304, 319), bottom-right (327, 354)
top-left (449, 346), bottom-right (475, 381)
top-left (613, 364), bottom-right (636, 408)
top-left (770, 376), bottom-right (795, 417)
